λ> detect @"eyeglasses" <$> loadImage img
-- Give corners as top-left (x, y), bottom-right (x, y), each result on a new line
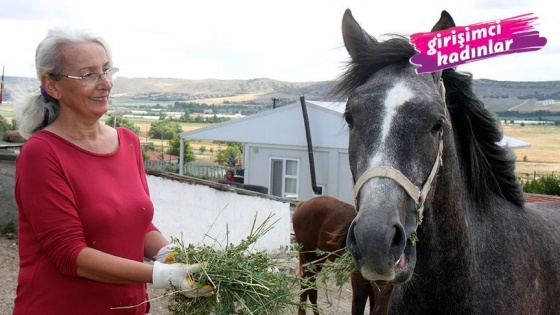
top-left (53, 67), bottom-right (119, 85)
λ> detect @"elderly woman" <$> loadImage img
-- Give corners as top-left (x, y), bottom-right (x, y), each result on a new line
top-left (13, 27), bottom-right (211, 315)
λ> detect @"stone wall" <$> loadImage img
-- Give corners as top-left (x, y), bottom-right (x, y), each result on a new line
top-left (0, 156), bottom-right (17, 233)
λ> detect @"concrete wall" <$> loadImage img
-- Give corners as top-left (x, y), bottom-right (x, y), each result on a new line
top-left (148, 174), bottom-right (292, 252)
top-left (0, 158), bottom-right (17, 232)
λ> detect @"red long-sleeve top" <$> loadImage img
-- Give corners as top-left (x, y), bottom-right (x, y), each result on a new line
top-left (14, 127), bottom-right (157, 315)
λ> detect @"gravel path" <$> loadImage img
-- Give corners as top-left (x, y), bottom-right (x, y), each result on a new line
top-left (0, 236), bottom-right (18, 314)
top-left (0, 236), bottom-right (357, 315)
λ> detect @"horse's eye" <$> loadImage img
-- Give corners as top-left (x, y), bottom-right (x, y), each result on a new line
top-left (344, 112), bottom-right (354, 127)
top-left (431, 117), bottom-right (445, 133)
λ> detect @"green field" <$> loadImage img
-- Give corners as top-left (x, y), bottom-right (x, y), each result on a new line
top-left (111, 98), bottom-right (177, 108)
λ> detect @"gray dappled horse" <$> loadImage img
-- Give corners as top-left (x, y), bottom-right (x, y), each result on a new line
top-left (334, 9), bottom-right (560, 314)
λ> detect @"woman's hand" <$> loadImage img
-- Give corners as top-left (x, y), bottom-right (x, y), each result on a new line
top-left (152, 261), bottom-right (214, 298)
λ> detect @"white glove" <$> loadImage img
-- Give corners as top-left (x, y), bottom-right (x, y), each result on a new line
top-left (152, 261), bottom-right (214, 298)
top-left (155, 244), bottom-right (178, 263)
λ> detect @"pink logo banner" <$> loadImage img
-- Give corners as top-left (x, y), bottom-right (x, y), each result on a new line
top-left (410, 14), bottom-right (547, 74)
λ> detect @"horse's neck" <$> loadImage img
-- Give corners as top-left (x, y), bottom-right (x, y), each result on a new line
top-left (399, 163), bottom-right (475, 312)
top-left (418, 153), bottom-right (474, 281)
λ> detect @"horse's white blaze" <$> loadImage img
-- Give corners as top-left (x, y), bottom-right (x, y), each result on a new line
top-left (363, 82), bottom-right (416, 197)
top-left (367, 81), bottom-right (414, 172)
top-left (381, 81), bottom-right (413, 143)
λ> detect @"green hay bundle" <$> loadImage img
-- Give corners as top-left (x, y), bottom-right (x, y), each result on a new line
top-left (164, 213), bottom-right (306, 315)
top-left (314, 248), bottom-right (356, 287)
top-left (313, 248), bottom-right (386, 296)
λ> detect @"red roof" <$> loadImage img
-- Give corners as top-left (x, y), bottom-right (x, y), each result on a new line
top-left (146, 149), bottom-right (178, 161)
top-left (525, 193), bottom-right (560, 203)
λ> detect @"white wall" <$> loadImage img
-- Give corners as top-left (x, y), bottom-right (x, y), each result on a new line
top-left (147, 175), bottom-right (291, 252)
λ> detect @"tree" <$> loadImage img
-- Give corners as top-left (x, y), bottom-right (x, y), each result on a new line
top-left (181, 110), bottom-right (191, 122)
top-left (199, 145), bottom-right (207, 154)
top-left (141, 146), bottom-right (150, 161)
top-left (0, 116), bottom-right (17, 132)
top-left (148, 120), bottom-right (182, 140)
top-left (168, 134), bottom-right (195, 162)
top-left (104, 115), bottom-right (140, 134)
top-left (215, 142), bottom-right (243, 167)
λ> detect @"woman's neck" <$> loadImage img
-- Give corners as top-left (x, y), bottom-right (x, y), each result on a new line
top-left (45, 119), bottom-right (118, 153)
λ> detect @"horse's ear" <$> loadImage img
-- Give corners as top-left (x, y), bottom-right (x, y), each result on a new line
top-left (431, 10), bottom-right (455, 32)
top-left (431, 11), bottom-right (454, 89)
top-left (342, 9), bottom-right (377, 61)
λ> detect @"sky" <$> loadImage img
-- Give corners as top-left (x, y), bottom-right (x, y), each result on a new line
top-left (1, 0), bottom-right (558, 82)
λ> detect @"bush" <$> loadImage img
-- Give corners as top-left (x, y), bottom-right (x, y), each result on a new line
top-left (1, 222), bottom-right (15, 234)
top-left (523, 175), bottom-right (560, 196)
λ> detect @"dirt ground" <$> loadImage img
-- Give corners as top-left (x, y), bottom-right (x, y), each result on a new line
top-left (0, 236), bottom-right (357, 315)
top-left (0, 236), bottom-right (18, 314)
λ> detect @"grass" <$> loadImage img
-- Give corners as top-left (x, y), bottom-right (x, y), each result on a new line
top-left (502, 124), bottom-right (560, 178)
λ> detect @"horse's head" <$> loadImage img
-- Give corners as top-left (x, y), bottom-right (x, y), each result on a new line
top-left (337, 9), bottom-right (455, 284)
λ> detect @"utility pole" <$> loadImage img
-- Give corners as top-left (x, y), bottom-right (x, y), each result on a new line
top-left (0, 65), bottom-right (5, 105)
top-left (113, 106), bottom-right (117, 127)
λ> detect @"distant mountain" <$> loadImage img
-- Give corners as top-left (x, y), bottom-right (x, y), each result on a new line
top-left (472, 79), bottom-right (560, 111)
top-left (110, 77), bottom-right (335, 104)
top-left (3, 76), bottom-right (559, 112)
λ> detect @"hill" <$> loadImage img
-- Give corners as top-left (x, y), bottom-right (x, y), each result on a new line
top-left (2, 76), bottom-right (560, 112)
top-left (472, 79), bottom-right (560, 112)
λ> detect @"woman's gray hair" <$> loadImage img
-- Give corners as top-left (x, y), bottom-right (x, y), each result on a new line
top-left (16, 27), bottom-right (112, 139)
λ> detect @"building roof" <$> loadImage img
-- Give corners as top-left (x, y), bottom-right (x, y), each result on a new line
top-left (525, 193), bottom-right (560, 203)
top-left (499, 136), bottom-right (531, 149)
top-left (181, 100), bottom-right (349, 149)
top-left (181, 101), bottom-right (531, 149)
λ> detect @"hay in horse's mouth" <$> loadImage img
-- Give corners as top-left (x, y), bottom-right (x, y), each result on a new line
top-left (395, 233), bottom-right (419, 267)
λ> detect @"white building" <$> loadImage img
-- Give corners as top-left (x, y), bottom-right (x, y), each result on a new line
top-left (179, 100), bottom-right (531, 204)
top-left (181, 100), bottom-right (354, 203)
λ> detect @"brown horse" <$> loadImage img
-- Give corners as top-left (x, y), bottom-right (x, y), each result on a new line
top-left (292, 195), bottom-right (392, 315)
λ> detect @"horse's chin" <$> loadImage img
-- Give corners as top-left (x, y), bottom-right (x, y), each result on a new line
top-left (355, 238), bottom-right (417, 284)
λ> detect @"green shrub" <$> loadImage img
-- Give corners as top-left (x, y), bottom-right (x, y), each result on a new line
top-left (1, 222), bottom-right (15, 234)
top-left (523, 175), bottom-right (560, 196)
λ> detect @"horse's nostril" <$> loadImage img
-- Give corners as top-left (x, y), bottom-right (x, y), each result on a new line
top-left (390, 224), bottom-right (407, 262)
top-left (346, 221), bottom-right (363, 260)
top-left (347, 221), bottom-right (356, 244)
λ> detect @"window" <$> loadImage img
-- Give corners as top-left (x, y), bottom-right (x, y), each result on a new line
top-left (270, 158), bottom-right (299, 198)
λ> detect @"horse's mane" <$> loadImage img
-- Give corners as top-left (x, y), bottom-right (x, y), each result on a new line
top-left (331, 35), bottom-right (525, 209)
top-left (442, 68), bottom-right (525, 209)
top-left (331, 35), bottom-right (416, 98)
